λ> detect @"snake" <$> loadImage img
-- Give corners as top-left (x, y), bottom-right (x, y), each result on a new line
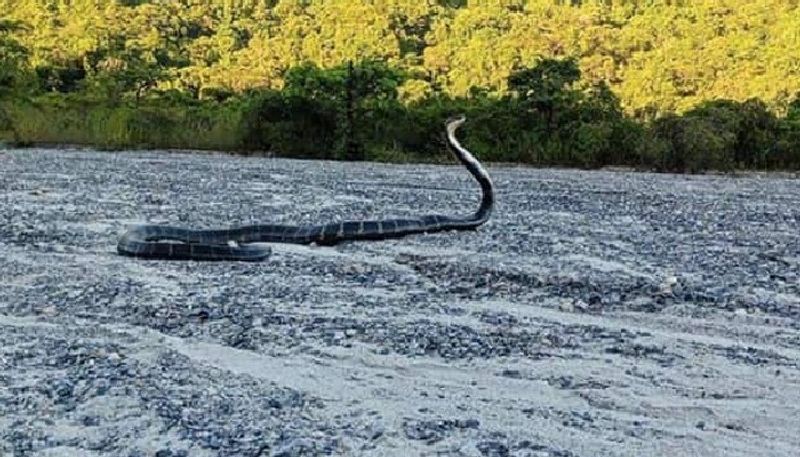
top-left (117, 115), bottom-right (494, 261)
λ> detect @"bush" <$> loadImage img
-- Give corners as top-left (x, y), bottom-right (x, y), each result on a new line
top-left (649, 114), bottom-right (736, 173)
top-left (683, 99), bottom-right (778, 169)
top-left (775, 119), bottom-right (800, 169)
top-left (240, 90), bottom-right (337, 158)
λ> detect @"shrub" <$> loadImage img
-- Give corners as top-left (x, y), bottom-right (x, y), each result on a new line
top-left (684, 99), bottom-right (778, 169)
top-left (649, 114), bottom-right (736, 173)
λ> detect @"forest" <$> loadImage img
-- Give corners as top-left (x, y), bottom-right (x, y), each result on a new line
top-left (2, 0), bottom-right (800, 172)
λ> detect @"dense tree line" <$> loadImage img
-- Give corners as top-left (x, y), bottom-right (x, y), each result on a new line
top-left (1, 0), bottom-right (800, 172)
top-left (3, 0), bottom-right (799, 112)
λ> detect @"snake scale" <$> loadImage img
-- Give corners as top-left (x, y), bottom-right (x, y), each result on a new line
top-left (117, 115), bottom-right (494, 261)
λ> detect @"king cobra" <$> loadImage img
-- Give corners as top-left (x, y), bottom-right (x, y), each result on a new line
top-left (117, 115), bottom-right (493, 261)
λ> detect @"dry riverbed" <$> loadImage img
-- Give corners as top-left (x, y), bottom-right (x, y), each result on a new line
top-left (1, 148), bottom-right (799, 456)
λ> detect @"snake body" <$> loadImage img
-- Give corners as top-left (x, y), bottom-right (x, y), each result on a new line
top-left (117, 116), bottom-right (493, 261)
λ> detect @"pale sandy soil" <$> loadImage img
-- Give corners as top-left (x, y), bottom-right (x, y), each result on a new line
top-left (1, 148), bottom-right (799, 456)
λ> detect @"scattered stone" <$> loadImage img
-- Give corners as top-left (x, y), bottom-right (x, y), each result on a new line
top-left (403, 418), bottom-right (481, 443)
top-left (2, 149), bottom-right (799, 456)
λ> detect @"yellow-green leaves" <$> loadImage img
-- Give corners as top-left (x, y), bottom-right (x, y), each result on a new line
top-left (1, 0), bottom-right (798, 113)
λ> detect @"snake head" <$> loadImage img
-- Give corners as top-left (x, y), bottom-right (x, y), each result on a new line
top-left (445, 114), bottom-right (467, 134)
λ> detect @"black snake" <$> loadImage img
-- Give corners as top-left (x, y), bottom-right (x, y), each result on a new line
top-left (117, 116), bottom-right (494, 261)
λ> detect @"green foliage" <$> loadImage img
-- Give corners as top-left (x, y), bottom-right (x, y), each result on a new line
top-left (3, 94), bottom-right (244, 150)
top-left (3, 1), bottom-right (799, 112)
top-left (496, 58), bottom-right (642, 168)
top-left (643, 96), bottom-right (792, 173)
top-left (683, 99), bottom-right (778, 169)
top-left (787, 94), bottom-right (800, 122)
top-left (775, 94), bottom-right (800, 169)
top-left (240, 89), bottom-right (338, 158)
top-left (0, 19), bottom-right (30, 97)
top-left (649, 114), bottom-right (735, 173)
top-left (2, 2), bottom-right (800, 172)
top-left (242, 61), bottom-right (407, 160)
top-left (34, 63), bottom-right (86, 93)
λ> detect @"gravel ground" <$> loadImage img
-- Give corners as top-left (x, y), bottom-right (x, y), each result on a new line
top-left (1, 147), bottom-right (799, 457)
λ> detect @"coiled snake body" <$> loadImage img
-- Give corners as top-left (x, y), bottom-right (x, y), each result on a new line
top-left (117, 116), bottom-right (493, 261)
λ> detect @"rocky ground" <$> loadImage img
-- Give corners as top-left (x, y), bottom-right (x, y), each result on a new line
top-left (1, 147), bottom-right (799, 457)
